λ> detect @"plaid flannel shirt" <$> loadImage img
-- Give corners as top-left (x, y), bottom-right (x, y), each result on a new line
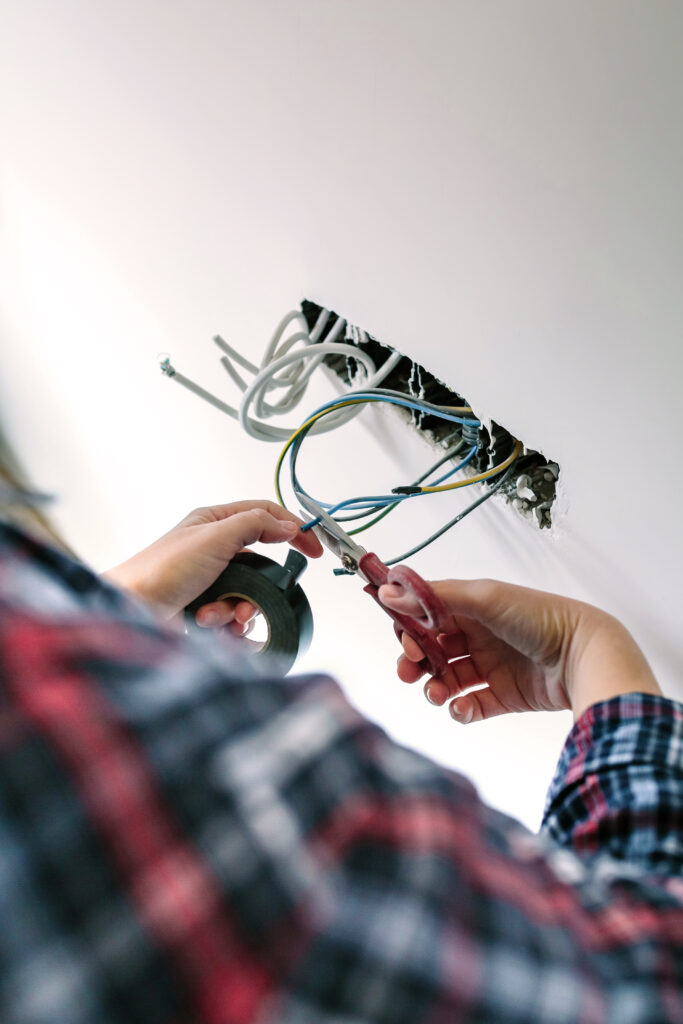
top-left (0, 521), bottom-right (681, 1024)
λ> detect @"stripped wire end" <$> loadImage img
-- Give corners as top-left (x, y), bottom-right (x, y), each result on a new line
top-left (299, 519), bottom-right (320, 533)
top-left (159, 358), bottom-right (176, 378)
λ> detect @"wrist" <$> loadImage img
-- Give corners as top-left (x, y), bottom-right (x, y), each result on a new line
top-left (568, 611), bottom-right (662, 721)
top-left (103, 561), bottom-right (175, 618)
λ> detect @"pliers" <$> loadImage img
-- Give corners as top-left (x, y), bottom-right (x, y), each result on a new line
top-left (297, 493), bottom-right (451, 678)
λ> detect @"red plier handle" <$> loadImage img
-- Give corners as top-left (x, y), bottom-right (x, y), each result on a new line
top-left (359, 552), bottom-right (450, 678)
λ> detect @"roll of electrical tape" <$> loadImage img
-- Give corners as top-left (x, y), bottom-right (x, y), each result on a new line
top-left (183, 549), bottom-right (313, 675)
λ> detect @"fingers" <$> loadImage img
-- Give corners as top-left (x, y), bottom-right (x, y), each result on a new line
top-left (397, 628), bottom-right (469, 680)
top-left (398, 637), bottom-right (483, 699)
top-left (424, 656), bottom-right (486, 704)
top-left (396, 654), bottom-right (424, 683)
top-left (205, 507), bottom-right (322, 562)
top-left (195, 598), bottom-right (257, 629)
top-left (183, 501), bottom-right (324, 559)
top-left (448, 685), bottom-right (508, 724)
top-left (382, 576), bottom-right (587, 669)
top-left (379, 582), bottom-right (424, 619)
top-left (401, 630), bottom-right (469, 664)
top-left (197, 602), bottom-right (262, 643)
top-left (287, 527), bottom-right (325, 560)
top-left (398, 648), bottom-right (493, 724)
top-left (195, 596), bottom-right (264, 647)
top-left (395, 621), bottom-right (491, 720)
top-left (415, 664), bottom-right (505, 724)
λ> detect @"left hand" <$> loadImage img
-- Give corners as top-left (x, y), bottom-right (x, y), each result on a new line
top-left (105, 500), bottom-right (323, 622)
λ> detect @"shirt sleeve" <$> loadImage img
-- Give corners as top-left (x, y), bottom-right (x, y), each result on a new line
top-left (541, 693), bottom-right (683, 873)
top-left (2, 525), bottom-right (682, 1024)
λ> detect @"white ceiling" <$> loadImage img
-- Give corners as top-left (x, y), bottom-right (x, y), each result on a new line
top-left (2, 1), bottom-right (681, 830)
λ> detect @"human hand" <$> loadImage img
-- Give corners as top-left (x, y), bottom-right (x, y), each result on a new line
top-left (379, 578), bottom-right (661, 723)
top-left (105, 500), bottom-right (323, 625)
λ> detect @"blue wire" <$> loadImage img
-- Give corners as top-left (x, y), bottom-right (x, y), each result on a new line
top-left (301, 471), bottom-right (484, 530)
top-left (299, 493), bottom-right (412, 531)
top-left (291, 433), bottom-right (471, 524)
top-left (295, 394), bottom-right (482, 531)
top-left (307, 392), bottom-right (480, 427)
top-left (425, 444), bottom-right (477, 486)
top-left (325, 493), bottom-right (414, 515)
top-left (317, 446), bottom-right (479, 517)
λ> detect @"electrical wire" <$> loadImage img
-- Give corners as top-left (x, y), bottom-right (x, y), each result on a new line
top-left (288, 430), bottom-right (471, 516)
top-left (238, 345), bottom-right (405, 441)
top-left (159, 361), bottom-right (239, 419)
top-left (418, 440), bottom-right (523, 492)
top-left (277, 394), bottom-right (515, 516)
top-left (283, 391), bottom-right (476, 520)
top-left (298, 390), bottom-right (477, 424)
top-left (315, 446), bottom-right (478, 518)
top-left (322, 436), bottom-right (468, 528)
top-left (291, 423), bottom-right (521, 564)
top-left (159, 307), bottom-right (525, 563)
top-left (161, 309), bottom-right (407, 442)
top-left (384, 456), bottom-right (520, 565)
top-left (279, 394), bottom-right (523, 569)
top-left (426, 444), bottom-right (477, 485)
top-left (283, 434), bottom-right (467, 544)
top-left (274, 395), bottom-right (481, 508)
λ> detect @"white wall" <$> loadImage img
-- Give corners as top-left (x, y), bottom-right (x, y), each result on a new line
top-left (2, 1), bottom-right (681, 829)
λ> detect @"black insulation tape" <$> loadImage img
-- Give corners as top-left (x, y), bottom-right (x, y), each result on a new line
top-left (184, 549), bottom-right (313, 674)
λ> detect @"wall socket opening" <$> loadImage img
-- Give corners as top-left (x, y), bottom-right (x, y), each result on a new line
top-left (302, 299), bottom-right (560, 529)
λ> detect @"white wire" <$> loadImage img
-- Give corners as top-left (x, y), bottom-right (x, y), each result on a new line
top-left (259, 313), bottom-right (345, 402)
top-left (219, 354), bottom-right (248, 393)
top-left (163, 309), bottom-right (403, 442)
top-left (213, 334), bottom-right (259, 376)
top-left (239, 342), bottom-right (374, 440)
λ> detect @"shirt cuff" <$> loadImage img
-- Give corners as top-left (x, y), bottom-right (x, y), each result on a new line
top-left (541, 693), bottom-right (683, 871)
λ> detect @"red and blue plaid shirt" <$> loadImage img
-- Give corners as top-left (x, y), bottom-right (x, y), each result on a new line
top-left (0, 521), bottom-right (681, 1024)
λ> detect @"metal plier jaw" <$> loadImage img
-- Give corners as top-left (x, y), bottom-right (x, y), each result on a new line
top-left (297, 493), bottom-right (372, 580)
top-left (296, 492), bottom-right (451, 679)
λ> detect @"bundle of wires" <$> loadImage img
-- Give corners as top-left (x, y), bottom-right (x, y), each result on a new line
top-left (275, 390), bottom-right (523, 565)
top-left (160, 307), bottom-right (523, 564)
top-left (160, 308), bottom-right (404, 441)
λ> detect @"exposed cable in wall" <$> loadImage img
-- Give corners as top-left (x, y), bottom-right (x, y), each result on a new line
top-left (160, 301), bottom-right (558, 564)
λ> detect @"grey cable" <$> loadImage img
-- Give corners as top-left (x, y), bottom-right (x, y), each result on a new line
top-left (160, 362), bottom-right (239, 419)
top-left (343, 386), bottom-right (478, 418)
top-left (327, 436), bottom-right (467, 523)
top-left (384, 458), bottom-right (518, 566)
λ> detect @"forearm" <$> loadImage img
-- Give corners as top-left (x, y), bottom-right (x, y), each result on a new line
top-left (568, 610), bottom-right (662, 721)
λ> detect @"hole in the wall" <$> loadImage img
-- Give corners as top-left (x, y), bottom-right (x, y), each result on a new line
top-left (301, 299), bottom-right (560, 529)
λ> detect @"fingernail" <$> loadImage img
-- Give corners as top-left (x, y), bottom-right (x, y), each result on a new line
top-left (282, 523), bottom-right (299, 535)
top-left (201, 611), bottom-right (221, 627)
top-left (449, 701), bottom-right (472, 724)
top-left (424, 684), bottom-right (444, 706)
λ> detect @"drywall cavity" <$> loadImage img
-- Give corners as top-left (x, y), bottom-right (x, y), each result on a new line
top-left (302, 299), bottom-right (560, 528)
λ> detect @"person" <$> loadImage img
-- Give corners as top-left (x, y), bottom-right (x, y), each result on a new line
top-left (0, 496), bottom-right (681, 1024)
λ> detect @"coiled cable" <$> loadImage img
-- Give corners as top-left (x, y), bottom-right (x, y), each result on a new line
top-left (161, 309), bottom-right (403, 442)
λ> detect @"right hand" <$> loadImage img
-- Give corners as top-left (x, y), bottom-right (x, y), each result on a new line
top-left (378, 578), bottom-right (661, 723)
